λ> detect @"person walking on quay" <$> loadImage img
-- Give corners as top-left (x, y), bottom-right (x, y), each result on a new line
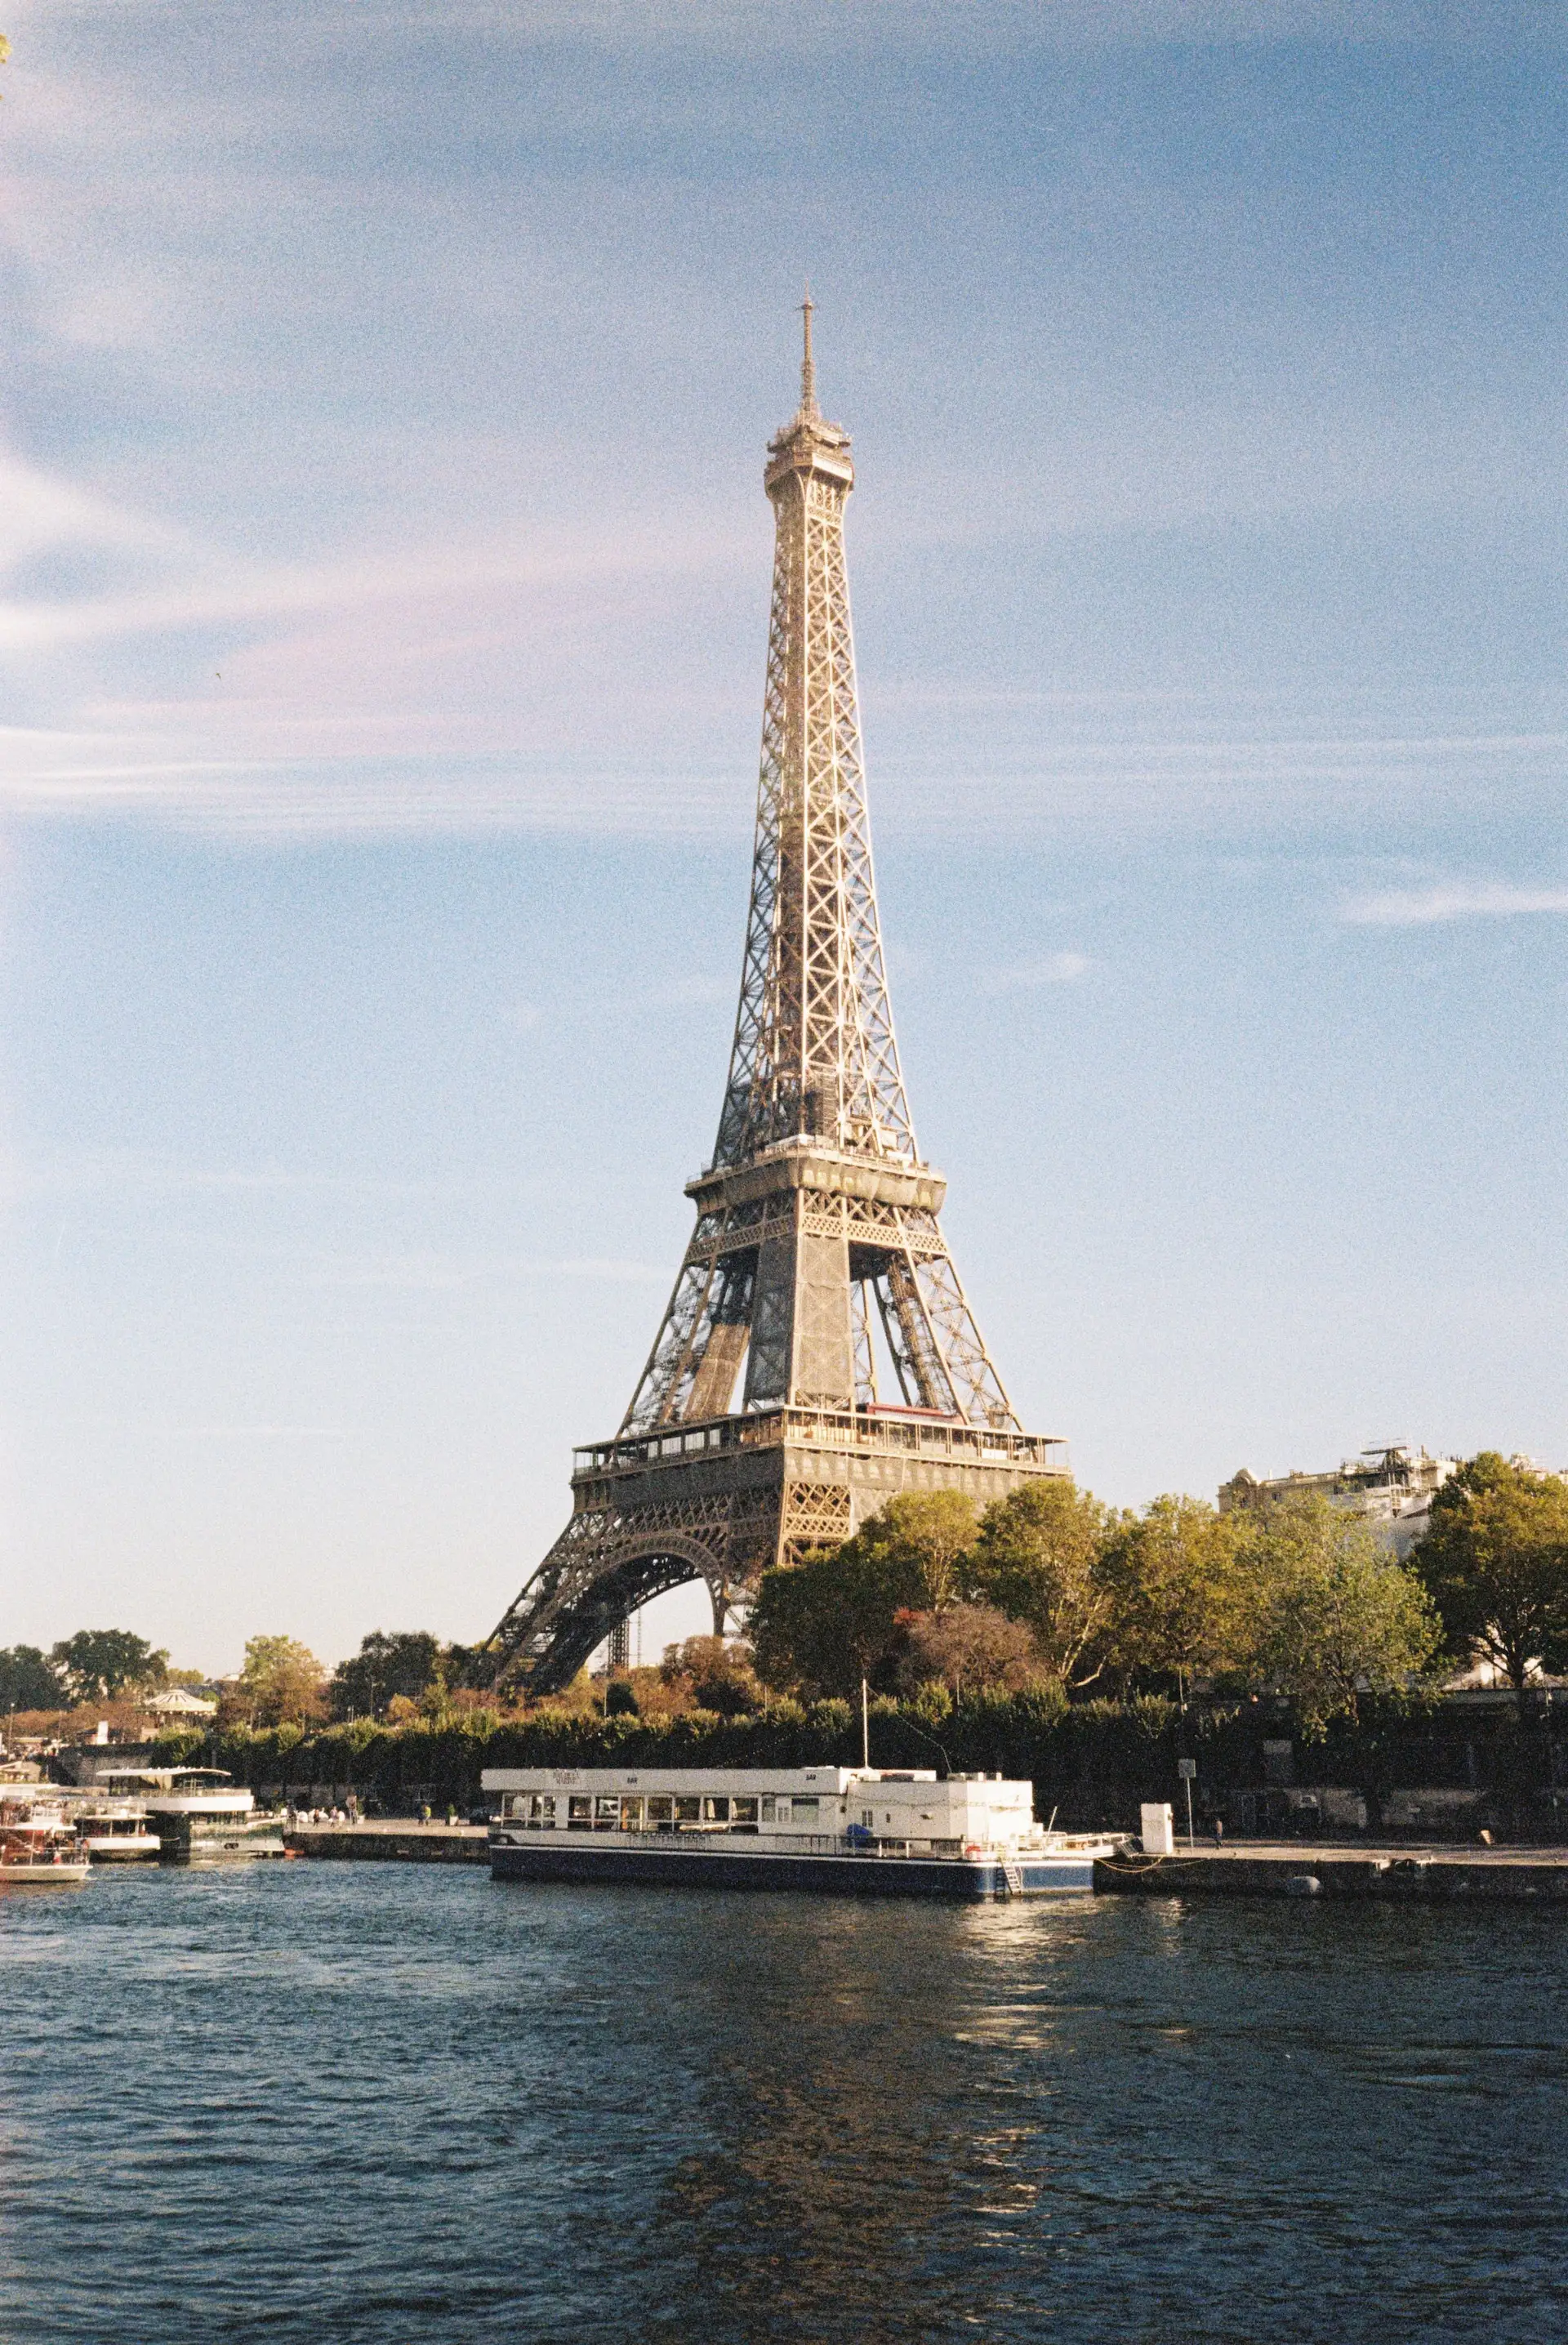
top-left (1214, 1818), bottom-right (1225, 1848)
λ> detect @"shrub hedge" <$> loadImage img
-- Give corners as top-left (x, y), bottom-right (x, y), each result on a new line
top-left (145, 1687), bottom-right (1568, 1836)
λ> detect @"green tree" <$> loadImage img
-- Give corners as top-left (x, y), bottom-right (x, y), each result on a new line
top-left (234, 1634), bottom-right (327, 1728)
top-left (330, 1630), bottom-right (445, 1720)
top-left (1241, 1495), bottom-right (1440, 1736)
top-left (50, 1629), bottom-right (169, 1702)
top-left (0, 1645), bottom-right (66, 1711)
top-left (659, 1636), bottom-right (764, 1718)
top-left (966, 1481), bottom-right (1113, 1687)
top-left (1414, 1452), bottom-right (1568, 1693)
top-left (750, 1547), bottom-right (901, 1698)
top-left (1098, 1494), bottom-right (1250, 1696)
top-left (750, 1492), bottom-right (978, 1697)
top-left (868, 1491), bottom-right (981, 1612)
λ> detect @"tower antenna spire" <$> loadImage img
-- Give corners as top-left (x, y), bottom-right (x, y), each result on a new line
top-left (800, 283), bottom-right (817, 417)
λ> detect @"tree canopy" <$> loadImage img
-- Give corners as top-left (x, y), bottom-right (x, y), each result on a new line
top-left (1098, 1494), bottom-right (1248, 1695)
top-left (1414, 1452), bottom-right (1568, 1692)
top-left (0, 1645), bottom-right (67, 1711)
top-left (329, 1630), bottom-right (446, 1721)
top-left (234, 1635), bottom-right (327, 1729)
top-left (751, 1491), bottom-right (978, 1697)
top-left (966, 1481), bottom-right (1113, 1688)
top-left (50, 1629), bottom-right (169, 1702)
top-left (659, 1635), bottom-right (764, 1718)
top-left (896, 1602), bottom-right (1045, 1698)
top-left (1241, 1493), bottom-right (1440, 1735)
top-left (747, 1467), bottom-right (1446, 1732)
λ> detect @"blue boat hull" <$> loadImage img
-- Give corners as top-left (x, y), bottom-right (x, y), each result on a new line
top-left (488, 1836), bottom-right (1094, 1899)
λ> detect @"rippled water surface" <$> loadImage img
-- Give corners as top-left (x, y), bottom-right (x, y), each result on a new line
top-left (3, 1863), bottom-right (1566, 2342)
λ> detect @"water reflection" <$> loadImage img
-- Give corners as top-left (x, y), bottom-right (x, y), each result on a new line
top-left (2, 1872), bottom-right (1567, 2343)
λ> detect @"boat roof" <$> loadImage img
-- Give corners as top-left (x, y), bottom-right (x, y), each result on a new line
top-left (93, 1766), bottom-right (233, 1787)
top-left (481, 1765), bottom-right (944, 1794)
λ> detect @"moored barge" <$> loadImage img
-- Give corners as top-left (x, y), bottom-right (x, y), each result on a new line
top-left (484, 1766), bottom-right (1119, 1898)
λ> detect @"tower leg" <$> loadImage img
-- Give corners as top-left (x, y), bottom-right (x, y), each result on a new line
top-left (742, 1197), bottom-right (855, 1411)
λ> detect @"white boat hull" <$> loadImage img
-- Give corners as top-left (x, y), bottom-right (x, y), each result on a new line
top-left (490, 1830), bottom-right (1107, 1898)
top-left (0, 1860), bottom-right (91, 1888)
top-left (82, 1836), bottom-right (162, 1862)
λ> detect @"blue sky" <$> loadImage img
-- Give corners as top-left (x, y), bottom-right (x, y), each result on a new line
top-left (2, 2), bottom-right (1566, 1674)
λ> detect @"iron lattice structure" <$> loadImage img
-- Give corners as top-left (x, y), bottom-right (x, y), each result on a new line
top-left (479, 306), bottom-right (1067, 1694)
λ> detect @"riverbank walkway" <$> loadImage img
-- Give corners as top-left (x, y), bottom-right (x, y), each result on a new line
top-left (286, 1820), bottom-right (489, 1863)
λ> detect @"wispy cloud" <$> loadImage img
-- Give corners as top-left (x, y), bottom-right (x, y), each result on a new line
top-left (0, 738), bottom-right (739, 841)
top-left (159, 1424), bottom-right (354, 1442)
top-left (982, 952), bottom-right (1091, 992)
top-left (7, 1148), bottom-right (533, 1206)
top-left (301, 1251), bottom-right (667, 1291)
top-left (1340, 880), bottom-right (1568, 927)
top-left (0, 446), bottom-right (194, 575)
top-left (0, 519), bottom-right (736, 655)
top-left (6, 716), bottom-right (1567, 847)
top-left (614, 974), bottom-right (734, 1014)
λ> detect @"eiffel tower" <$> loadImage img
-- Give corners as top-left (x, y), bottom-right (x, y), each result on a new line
top-left (479, 302), bottom-right (1067, 1695)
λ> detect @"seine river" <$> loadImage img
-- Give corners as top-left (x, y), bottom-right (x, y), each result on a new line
top-left (2, 1863), bottom-right (1565, 2342)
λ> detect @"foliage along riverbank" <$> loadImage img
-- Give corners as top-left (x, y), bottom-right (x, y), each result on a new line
top-left (148, 1683), bottom-right (1567, 1839)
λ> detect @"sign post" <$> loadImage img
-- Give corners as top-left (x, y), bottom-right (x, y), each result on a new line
top-left (1177, 1757), bottom-right (1197, 1848)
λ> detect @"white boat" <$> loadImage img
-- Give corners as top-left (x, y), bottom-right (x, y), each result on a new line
top-left (0, 1791), bottom-right (91, 1888)
top-left (483, 1765), bottom-right (1122, 1899)
top-left (92, 1768), bottom-right (286, 1862)
top-left (70, 1794), bottom-right (163, 1864)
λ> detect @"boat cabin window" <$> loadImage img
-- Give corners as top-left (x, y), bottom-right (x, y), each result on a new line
top-left (618, 1796), bottom-right (644, 1830)
top-left (568, 1795), bottom-right (593, 1828)
top-left (646, 1795), bottom-right (674, 1827)
top-left (702, 1796), bottom-right (729, 1823)
top-left (594, 1795), bottom-right (620, 1830)
top-left (791, 1798), bottom-right (818, 1819)
top-left (674, 1796), bottom-right (700, 1825)
top-left (760, 1796), bottom-right (777, 1823)
top-left (731, 1798), bottom-right (759, 1824)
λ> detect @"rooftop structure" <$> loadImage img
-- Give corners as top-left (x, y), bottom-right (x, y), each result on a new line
top-left (143, 1687), bottom-right (218, 1719)
top-left (1218, 1445), bottom-right (1459, 1559)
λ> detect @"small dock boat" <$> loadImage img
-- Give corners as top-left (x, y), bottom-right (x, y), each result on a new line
top-left (92, 1768), bottom-right (286, 1863)
top-left (70, 1793), bottom-right (163, 1864)
top-left (483, 1765), bottom-right (1120, 1899)
top-left (0, 1791), bottom-right (91, 1888)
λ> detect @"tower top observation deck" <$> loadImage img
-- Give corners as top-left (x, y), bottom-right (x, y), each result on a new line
top-left (764, 292), bottom-right (854, 493)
